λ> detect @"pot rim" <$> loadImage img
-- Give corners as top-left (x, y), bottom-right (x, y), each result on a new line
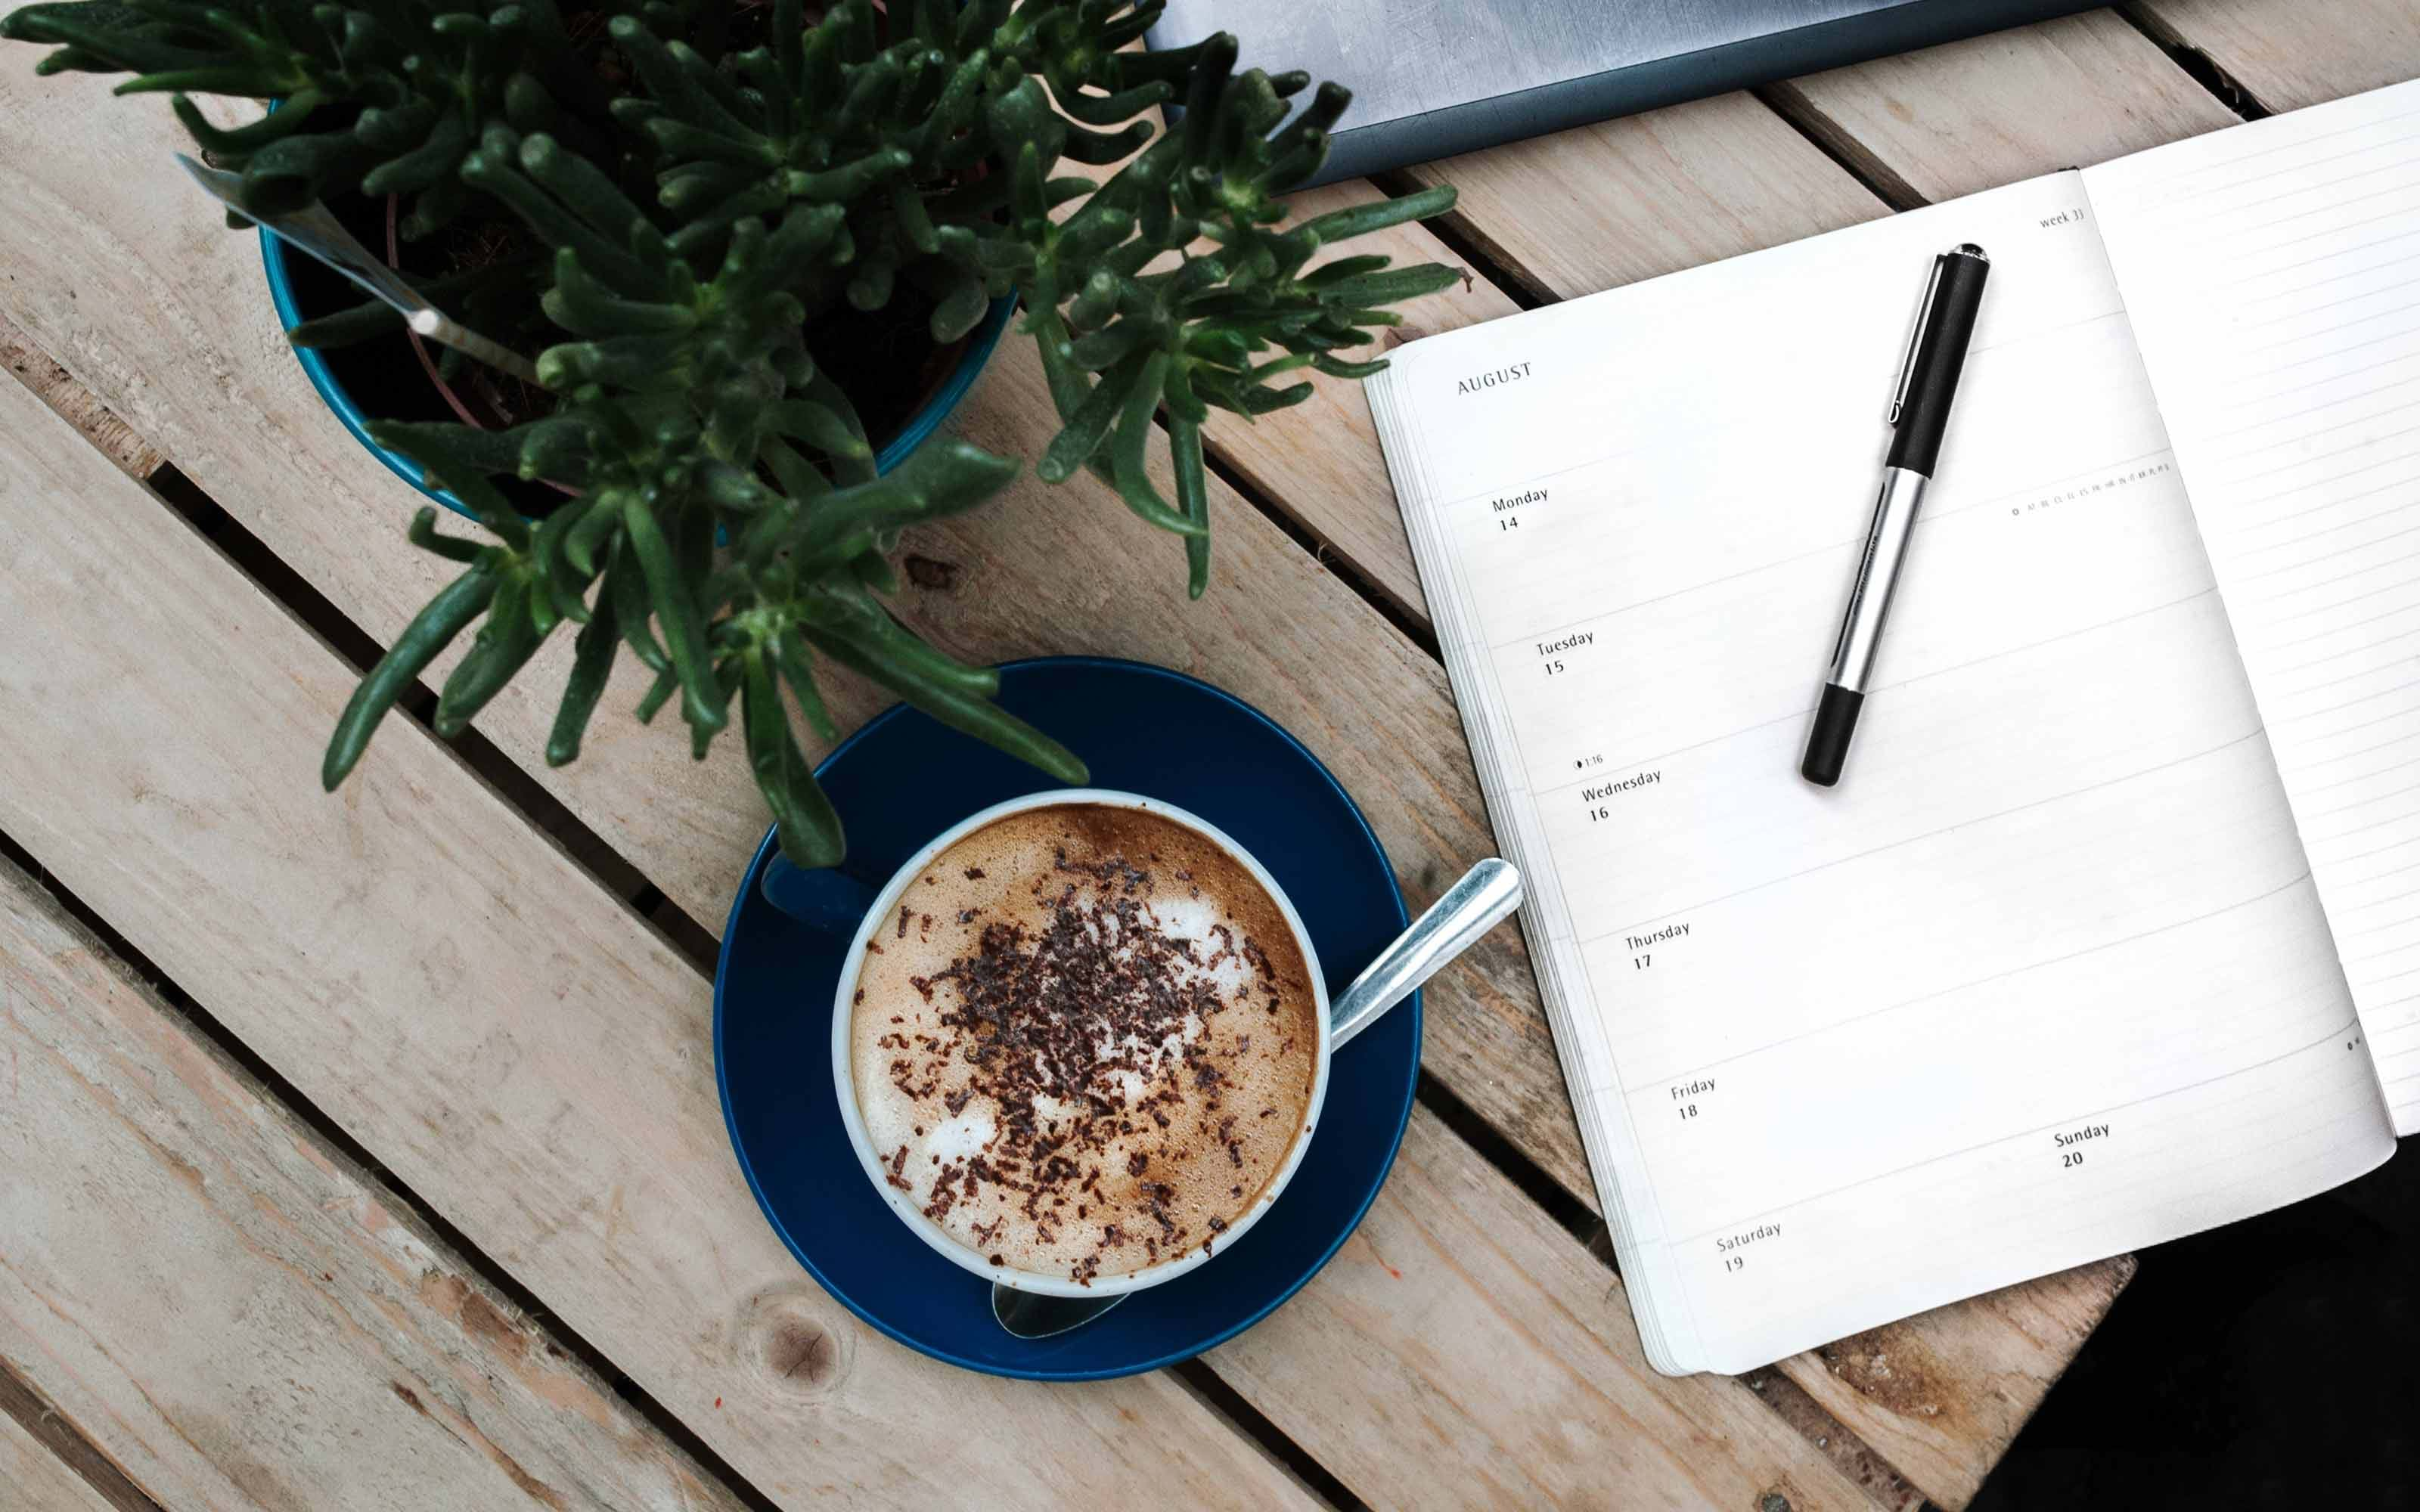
top-left (259, 226), bottom-right (1018, 516)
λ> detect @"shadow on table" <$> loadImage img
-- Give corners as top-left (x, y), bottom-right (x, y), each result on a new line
top-left (1972, 1142), bottom-right (2418, 1508)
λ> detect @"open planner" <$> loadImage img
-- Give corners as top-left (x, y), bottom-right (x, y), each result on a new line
top-left (1368, 78), bottom-right (2420, 1376)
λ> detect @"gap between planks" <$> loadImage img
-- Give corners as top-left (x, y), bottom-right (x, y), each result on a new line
top-left (0, 1354), bottom-right (165, 1512)
top-left (1365, 167), bottom-right (1552, 313)
top-left (1752, 82), bottom-right (1934, 212)
top-left (1192, 431), bottom-right (1443, 660)
top-left (2116, 2), bottom-right (2276, 119)
top-left (144, 457), bottom-right (682, 942)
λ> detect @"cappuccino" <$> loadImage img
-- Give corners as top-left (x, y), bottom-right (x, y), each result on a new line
top-left (848, 802), bottom-right (1319, 1284)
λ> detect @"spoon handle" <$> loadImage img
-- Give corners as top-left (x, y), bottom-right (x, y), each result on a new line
top-left (1331, 859), bottom-right (1523, 1049)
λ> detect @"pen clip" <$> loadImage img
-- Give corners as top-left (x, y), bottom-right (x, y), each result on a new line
top-left (1887, 254), bottom-right (1947, 428)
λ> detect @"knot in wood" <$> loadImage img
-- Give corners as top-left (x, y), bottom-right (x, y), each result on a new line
top-left (734, 1284), bottom-right (855, 1402)
top-left (904, 554), bottom-right (960, 590)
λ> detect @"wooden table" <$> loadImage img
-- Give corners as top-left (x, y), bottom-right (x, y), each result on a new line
top-left (2, 3), bottom-right (2411, 1507)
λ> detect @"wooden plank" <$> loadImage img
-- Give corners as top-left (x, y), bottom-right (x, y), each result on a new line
top-left (0, 68), bottom-right (2132, 1506)
top-left (1208, 1111), bottom-right (1895, 1512)
top-left (0, 1407), bottom-right (129, 1512)
top-left (1770, 9), bottom-right (2237, 203)
top-left (1399, 91), bottom-right (1889, 302)
top-left (2132, 0), bottom-right (2420, 111)
top-left (0, 855), bottom-right (753, 1512)
top-left (0, 366), bottom-right (1314, 1508)
top-left (1785, 1257), bottom-right (2137, 1511)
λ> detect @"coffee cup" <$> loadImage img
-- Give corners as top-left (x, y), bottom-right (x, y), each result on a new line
top-left (815, 789), bottom-right (1331, 1297)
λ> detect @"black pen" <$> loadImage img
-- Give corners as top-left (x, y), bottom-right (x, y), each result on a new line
top-left (1801, 243), bottom-right (1991, 788)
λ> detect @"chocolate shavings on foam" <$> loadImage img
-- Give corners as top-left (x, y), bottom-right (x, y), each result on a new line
top-left (898, 847), bottom-right (1267, 1274)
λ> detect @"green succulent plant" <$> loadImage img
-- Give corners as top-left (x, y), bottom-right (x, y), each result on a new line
top-left (1, 0), bottom-right (1460, 866)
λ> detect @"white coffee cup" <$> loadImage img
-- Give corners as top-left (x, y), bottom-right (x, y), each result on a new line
top-left (830, 789), bottom-right (1331, 1297)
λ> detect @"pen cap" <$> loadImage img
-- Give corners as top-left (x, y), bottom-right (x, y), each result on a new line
top-left (1884, 246), bottom-right (1990, 476)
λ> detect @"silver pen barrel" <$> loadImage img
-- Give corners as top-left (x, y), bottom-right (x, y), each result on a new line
top-left (1826, 466), bottom-right (1929, 695)
top-left (1801, 464), bottom-right (1929, 786)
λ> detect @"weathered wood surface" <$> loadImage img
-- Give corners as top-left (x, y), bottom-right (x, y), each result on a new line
top-left (0, 854), bottom-right (751, 1512)
top-left (2136, 0), bottom-right (2420, 111)
top-left (0, 370), bottom-right (1318, 1510)
top-left (1773, 8), bottom-right (2236, 203)
top-left (1797, 1256), bottom-right (2139, 1510)
top-left (1401, 91), bottom-right (1888, 304)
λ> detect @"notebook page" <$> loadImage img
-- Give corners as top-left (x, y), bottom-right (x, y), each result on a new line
top-left (2090, 79), bottom-right (2420, 1134)
top-left (1369, 169), bottom-right (2396, 1375)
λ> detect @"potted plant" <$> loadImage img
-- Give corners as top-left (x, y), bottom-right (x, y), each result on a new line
top-left (1, 0), bottom-right (1460, 866)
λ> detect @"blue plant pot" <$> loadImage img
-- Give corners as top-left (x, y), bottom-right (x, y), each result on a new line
top-left (260, 228), bottom-right (1017, 518)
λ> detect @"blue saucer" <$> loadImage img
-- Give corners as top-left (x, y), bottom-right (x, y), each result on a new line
top-left (714, 657), bottom-right (1422, 1380)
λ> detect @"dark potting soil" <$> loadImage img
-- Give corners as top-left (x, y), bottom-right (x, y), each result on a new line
top-left (281, 187), bottom-right (976, 516)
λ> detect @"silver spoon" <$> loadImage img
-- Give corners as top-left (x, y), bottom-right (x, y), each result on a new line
top-left (992, 857), bottom-right (1525, 1340)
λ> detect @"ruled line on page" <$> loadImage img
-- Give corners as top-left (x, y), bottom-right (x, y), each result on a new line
top-left (1617, 871), bottom-right (2318, 1097)
top-left (2238, 271), bottom-right (2420, 332)
top-left (1671, 1018), bottom-right (2363, 1247)
top-left (1582, 727), bottom-right (2269, 943)
top-left (2138, 104), bottom-right (2420, 203)
top-left (1525, 582), bottom-right (2214, 801)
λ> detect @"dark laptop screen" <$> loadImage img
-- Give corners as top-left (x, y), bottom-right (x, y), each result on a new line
top-left (1146, 0), bottom-right (2100, 185)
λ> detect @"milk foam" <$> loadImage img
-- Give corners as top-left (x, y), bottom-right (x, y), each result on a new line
top-left (849, 804), bottom-right (1319, 1282)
